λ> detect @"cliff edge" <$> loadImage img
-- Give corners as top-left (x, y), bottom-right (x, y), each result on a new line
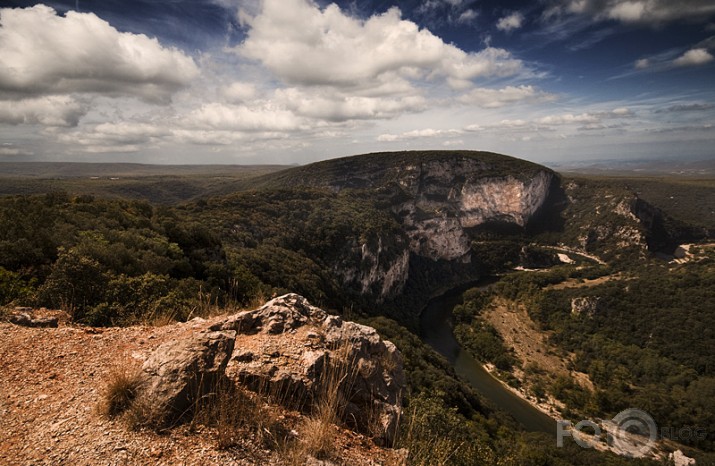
top-left (0, 296), bottom-right (405, 465)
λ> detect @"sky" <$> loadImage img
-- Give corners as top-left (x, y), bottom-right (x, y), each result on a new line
top-left (0, 0), bottom-right (714, 166)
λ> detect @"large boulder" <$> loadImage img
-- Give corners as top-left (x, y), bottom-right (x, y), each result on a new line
top-left (136, 294), bottom-right (405, 443)
top-left (214, 293), bottom-right (406, 443)
top-left (136, 330), bottom-right (236, 426)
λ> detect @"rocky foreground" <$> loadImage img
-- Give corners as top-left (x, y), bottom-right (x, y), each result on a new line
top-left (0, 295), bottom-right (406, 465)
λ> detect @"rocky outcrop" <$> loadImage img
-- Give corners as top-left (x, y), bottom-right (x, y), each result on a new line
top-left (7, 308), bottom-right (68, 328)
top-left (322, 154), bottom-right (555, 298)
top-left (137, 330), bottom-right (235, 426)
top-left (9, 312), bottom-right (59, 328)
top-left (571, 297), bottom-right (601, 316)
top-left (136, 294), bottom-right (405, 443)
top-left (577, 195), bottom-right (678, 256)
top-left (248, 152), bottom-right (557, 300)
top-left (335, 237), bottom-right (410, 302)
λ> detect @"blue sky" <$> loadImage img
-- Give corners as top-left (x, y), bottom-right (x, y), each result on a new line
top-left (0, 0), bottom-right (714, 165)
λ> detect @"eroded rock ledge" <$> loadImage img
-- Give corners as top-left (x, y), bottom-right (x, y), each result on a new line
top-left (136, 294), bottom-right (406, 443)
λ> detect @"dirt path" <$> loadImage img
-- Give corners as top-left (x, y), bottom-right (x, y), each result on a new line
top-left (544, 246), bottom-right (607, 265)
top-left (545, 272), bottom-right (623, 291)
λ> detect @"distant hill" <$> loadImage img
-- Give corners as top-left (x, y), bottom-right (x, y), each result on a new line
top-left (0, 162), bottom-right (290, 204)
top-left (550, 157), bottom-right (715, 177)
top-left (0, 162), bottom-right (291, 179)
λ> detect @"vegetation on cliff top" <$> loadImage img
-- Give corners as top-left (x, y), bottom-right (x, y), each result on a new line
top-left (237, 150), bottom-right (551, 191)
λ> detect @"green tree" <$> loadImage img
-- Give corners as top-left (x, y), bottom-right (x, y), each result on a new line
top-left (39, 247), bottom-right (109, 321)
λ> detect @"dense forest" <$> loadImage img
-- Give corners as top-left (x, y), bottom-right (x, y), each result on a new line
top-left (1, 154), bottom-right (713, 464)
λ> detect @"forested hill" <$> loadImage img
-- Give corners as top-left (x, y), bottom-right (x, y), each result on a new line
top-left (0, 150), bottom-right (705, 324)
top-left (236, 150), bottom-right (550, 191)
top-left (0, 162), bottom-right (289, 204)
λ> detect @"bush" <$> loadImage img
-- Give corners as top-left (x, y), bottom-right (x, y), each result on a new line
top-left (397, 393), bottom-right (495, 465)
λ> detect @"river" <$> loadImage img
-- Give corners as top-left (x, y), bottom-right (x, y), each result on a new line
top-left (419, 282), bottom-right (556, 434)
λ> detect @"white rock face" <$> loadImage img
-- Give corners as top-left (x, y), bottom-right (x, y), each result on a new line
top-left (394, 161), bottom-right (553, 261)
top-left (571, 296), bottom-right (600, 316)
top-left (669, 449), bottom-right (696, 466)
top-left (379, 248), bottom-right (410, 297)
top-left (459, 172), bottom-right (553, 228)
top-left (335, 238), bottom-right (410, 302)
top-left (405, 217), bottom-right (471, 262)
top-left (326, 156), bottom-right (555, 298)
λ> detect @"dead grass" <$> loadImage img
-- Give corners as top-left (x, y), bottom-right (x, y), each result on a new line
top-left (99, 361), bottom-right (143, 418)
top-left (142, 310), bottom-right (178, 327)
top-left (95, 334), bottom-right (393, 464)
top-left (142, 293), bottom-right (268, 327)
top-left (190, 353), bottom-right (360, 462)
top-left (191, 378), bottom-right (289, 451)
top-left (98, 360), bottom-right (168, 431)
top-left (290, 343), bottom-right (358, 462)
top-left (545, 273), bottom-right (622, 290)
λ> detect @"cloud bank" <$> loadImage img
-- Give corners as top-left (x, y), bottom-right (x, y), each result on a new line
top-left (0, 5), bottom-right (198, 102)
top-left (238, 0), bottom-right (526, 91)
top-left (0, 0), bottom-right (713, 164)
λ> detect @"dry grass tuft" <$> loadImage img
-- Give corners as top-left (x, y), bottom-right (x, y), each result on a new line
top-left (288, 343), bottom-right (357, 462)
top-left (298, 399), bottom-right (339, 459)
top-left (99, 362), bottom-right (143, 418)
top-left (197, 380), bottom-right (287, 450)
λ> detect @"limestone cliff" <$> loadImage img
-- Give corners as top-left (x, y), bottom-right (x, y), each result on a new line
top-left (393, 161), bottom-right (554, 261)
top-left (334, 238), bottom-right (410, 299)
top-left (247, 151), bottom-right (557, 300)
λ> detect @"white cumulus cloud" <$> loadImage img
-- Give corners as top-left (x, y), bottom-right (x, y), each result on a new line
top-left (497, 12), bottom-right (525, 32)
top-left (632, 46), bottom-right (714, 73)
top-left (238, 0), bottom-right (525, 91)
top-left (222, 82), bottom-right (258, 103)
top-left (634, 58), bottom-right (650, 69)
top-left (673, 48), bottom-right (714, 67)
top-left (458, 85), bottom-right (555, 108)
top-left (55, 121), bottom-right (170, 152)
top-left (457, 9), bottom-right (478, 24)
top-left (188, 103), bottom-right (306, 132)
top-left (0, 5), bottom-right (199, 104)
top-left (377, 128), bottom-right (463, 142)
top-left (0, 96), bottom-right (86, 127)
top-left (275, 87), bottom-right (427, 122)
